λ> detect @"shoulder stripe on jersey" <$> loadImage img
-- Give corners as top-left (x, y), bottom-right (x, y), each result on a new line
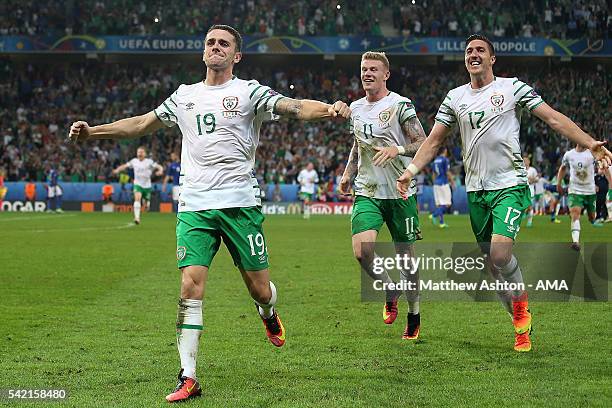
top-left (168, 96), bottom-right (178, 107)
top-left (445, 95), bottom-right (451, 101)
top-left (249, 85), bottom-right (265, 99)
top-left (513, 83), bottom-right (529, 96)
top-left (513, 79), bottom-right (520, 85)
top-left (255, 88), bottom-right (273, 101)
top-left (400, 114), bottom-right (417, 125)
top-left (255, 94), bottom-right (276, 115)
top-left (517, 88), bottom-right (536, 103)
top-left (162, 102), bottom-right (177, 116)
top-left (441, 102), bottom-right (453, 111)
top-left (435, 118), bottom-right (453, 127)
top-left (529, 100), bottom-right (545, 111)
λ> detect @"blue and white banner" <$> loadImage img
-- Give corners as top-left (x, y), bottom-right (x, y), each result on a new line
top-left (0, 35), bottom-right (609, 56)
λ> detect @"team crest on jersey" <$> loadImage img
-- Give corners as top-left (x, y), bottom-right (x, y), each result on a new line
top-left (176, 246), bottom-right (186, 261)
top-left (490, 93), bottom-right (505, 114)
top-left (186, 102), bottom-right (195, 111)
top-left (378, 109), bottom-right (391, 124)
top-left (490, 93), bottom-right (504, 107)
top-left (222, 96), bottom-right (239, 111)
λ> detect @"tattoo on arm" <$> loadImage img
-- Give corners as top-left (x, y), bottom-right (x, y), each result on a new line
top-left (344, 140), bottom-right (359, 178)
top-left (273, 97), bottom-right (303, 118)
top-left (400, 115), bottom-right (427, 156)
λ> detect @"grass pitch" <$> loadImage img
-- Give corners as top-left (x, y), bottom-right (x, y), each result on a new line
top-left (0, 212), bottom-right (610, 407)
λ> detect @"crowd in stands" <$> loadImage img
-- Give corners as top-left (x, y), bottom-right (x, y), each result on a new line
top-left (392, 0), bottom-right (610, 39)
top-left (0, 59), bottom-right (609, 203)
top-left (0, 0), bottom-right (609, 39)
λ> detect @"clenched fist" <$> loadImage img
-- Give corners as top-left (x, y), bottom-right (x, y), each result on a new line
top-left (328, 101), bottom-right (351, 120)
top-left (68, 121), bottom-right (90, 143)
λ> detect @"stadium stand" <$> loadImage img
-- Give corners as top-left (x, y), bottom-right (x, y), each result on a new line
top-left (1, 59), bottom-right (609, 196)
top-left (0, 0), bottom-right (608, 38)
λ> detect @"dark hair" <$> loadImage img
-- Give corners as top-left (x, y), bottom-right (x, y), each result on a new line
top-left (465, 34), bottom-right (495, 55)
top-left (207, 24), bottom-right (242, 52)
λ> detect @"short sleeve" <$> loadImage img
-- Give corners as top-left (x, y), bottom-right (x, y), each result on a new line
top-left (126, 159), bottom-right (134, 168)
top-left (248, 80), bottom-right (286, 121)
top-left (561, 152), bottom-right (569, 167)
top-left (154, 86), bottom-right (182, 127)
top-left (512, 78), bottom-right (545, 111)
top-left (397, 99), bottom-right (417, 125)
top-left (434, 93), bottom-right (457, 128)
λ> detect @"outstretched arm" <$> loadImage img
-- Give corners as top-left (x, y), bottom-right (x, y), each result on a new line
top-left (112, 163), bottom-right (130, 175)
top-left (273, 98), bottom-right (350, 121)
top-left (396, 122), bottom-right (453, 196)
top-left (339, 140), bottom-right (359, 195)
top-left (372, 115), bottom-right (427, 167)
top-left (68, 111), bottom-right (164, 143)
top-left (532, 103), bottom-right (612, 167)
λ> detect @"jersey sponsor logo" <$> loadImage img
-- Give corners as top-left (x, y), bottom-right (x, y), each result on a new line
top-left (176, 246), bottom-right (187, 261)
top-left (186, 102), bottom-right (195, 111)
top-left (459, 103), bottom-right (468, 111)
top-left (222, 96), bottom-right (239, 111)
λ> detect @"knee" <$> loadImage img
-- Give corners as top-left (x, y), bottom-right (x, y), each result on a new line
top-left (489, 249), bottom-right (511, 269)
top-left (249, 281), bottom-right (272, 304)
top-left (181, 273), bottom-right (201, 299)
top-left (353, 246), bottom-right (374, 266)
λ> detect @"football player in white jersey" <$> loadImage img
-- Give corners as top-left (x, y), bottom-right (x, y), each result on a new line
top-left (556, 144), bottom-right (603, 251)
top-left (68, 24), bottom-right (350, 402)
top-left (397, 34), bottom-right (612, 352)
top-left (339, 51), bottom-right (426, 340)
top-left (112, 146), bottom-right (163, 224)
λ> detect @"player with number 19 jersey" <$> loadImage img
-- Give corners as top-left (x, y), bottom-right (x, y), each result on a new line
top-left (154, 77), bottom-right (285, 272)
top-left (155, 77), bottom-right (284, 212)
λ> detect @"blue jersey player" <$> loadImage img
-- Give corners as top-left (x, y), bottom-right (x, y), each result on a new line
top-left (45, 165), bottom-right (63, 212)
top-left (162, 152), bottom-right (181, 212)
top-left (431, 147), bottom-right (453, 227)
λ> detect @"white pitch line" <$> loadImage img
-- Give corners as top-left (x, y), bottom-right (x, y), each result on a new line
top-left (29, 223), bottom-right (137, 233)
top-left (0, 214), bottom-right (77, 222)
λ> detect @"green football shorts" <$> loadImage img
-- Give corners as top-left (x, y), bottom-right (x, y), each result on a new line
top-left (568, 193), bottom-right (596, 213)
top-left (176, 207), bottom-right (269, 271)
top-left (299, 192), bottom-right (315, 202)
top-left (467, 184), bottom-right (531, 242)
top-left (351, 195), bottom-right (421, 243)
top-left (133, 184), bottom-right (152, 201)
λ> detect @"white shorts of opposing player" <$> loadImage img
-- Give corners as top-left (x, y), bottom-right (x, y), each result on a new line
top-left (433, 184), bottom-right (452, 207)
top-left (47, 185), bottom-right (62, 198)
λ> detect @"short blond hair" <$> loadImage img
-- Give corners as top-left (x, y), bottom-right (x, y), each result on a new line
top-left (361, 51), bottom-right (389, 70)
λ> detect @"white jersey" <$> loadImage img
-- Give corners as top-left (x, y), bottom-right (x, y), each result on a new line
top-left (435, 77), bottom-right (544, 192)
top-left (562, 149), bottom-right (596, 195)
top-left (298, 169), bottom-right (319, 194)
top-left (350, 92), bottom-right (418, 199)
top-left (527, 166), bottom-right (538, 196)
top-left (155, 77), bottom-right (284, 212)
top-left (128, 158), bottom-right (158, 188)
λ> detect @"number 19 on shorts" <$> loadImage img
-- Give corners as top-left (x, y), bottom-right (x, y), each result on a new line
top-left (247, 233), bottom-right (267, 256)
